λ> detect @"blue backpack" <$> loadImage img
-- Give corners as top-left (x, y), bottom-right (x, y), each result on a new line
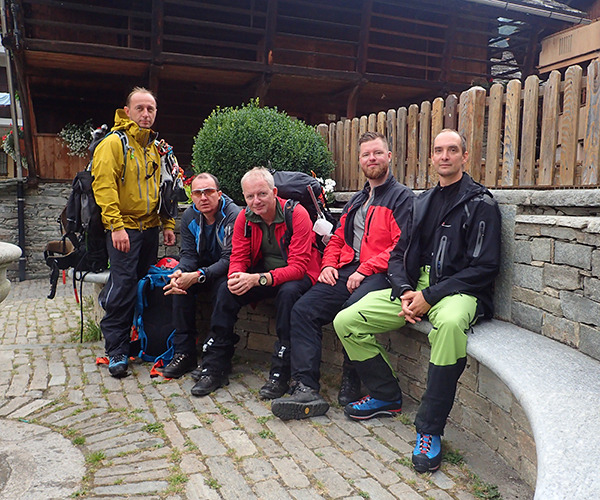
top-left (132, 258), bottom-right (178, 371)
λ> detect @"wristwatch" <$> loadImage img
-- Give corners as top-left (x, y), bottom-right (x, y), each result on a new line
top-left (197, 269), bottom-right (206, 283)
top-left (258, 273), bottom-right (268, 286)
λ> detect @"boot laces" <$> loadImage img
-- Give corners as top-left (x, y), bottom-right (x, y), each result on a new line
top-left (355, 395), bottom-right (372, 407)
top-left (419, 434), bottom-right (433, 454)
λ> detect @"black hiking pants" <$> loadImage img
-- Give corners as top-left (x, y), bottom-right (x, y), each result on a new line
top-left (289, 263), bottom-right (389, 392)
top-left (99, 227), bottom-right (159, 357)
top-left (201, 275), bottom-right (312, 381)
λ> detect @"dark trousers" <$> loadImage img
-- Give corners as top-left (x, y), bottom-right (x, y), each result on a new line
top-left (290, 263), bottom-right (390, 391)
top-left (99, 227), bottom-right (159, 357)
top-left (171, 276), bottom-right (226, 356)
top-left (201, 275), bottom-right (313, 379)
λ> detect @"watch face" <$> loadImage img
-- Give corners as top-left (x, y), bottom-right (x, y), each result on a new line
top-left (259, 274), bottom-right (268, 286)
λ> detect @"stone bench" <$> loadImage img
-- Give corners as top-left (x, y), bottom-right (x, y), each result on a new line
top-left (402, 317), bottom-right (600, 499)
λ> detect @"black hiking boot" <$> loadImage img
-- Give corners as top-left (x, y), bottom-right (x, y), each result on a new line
top-left (271, 382), bottom-right (329, 420)
top-left (338, 368), bottom-right (362, 406)
top-left (162, 353), bottom-right (197, 379)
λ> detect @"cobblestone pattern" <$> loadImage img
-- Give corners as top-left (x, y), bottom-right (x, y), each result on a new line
top-left (0, 279), bottom-right (493, 499)
top-left (513, 215), bottom-right (600, 361)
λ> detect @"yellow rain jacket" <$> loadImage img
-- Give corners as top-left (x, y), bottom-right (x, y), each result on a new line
top-left (91, 109), bottom-right (175, 232)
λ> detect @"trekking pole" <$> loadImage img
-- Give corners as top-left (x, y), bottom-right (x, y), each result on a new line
top-left (307, 185), bottom-right (325, 219)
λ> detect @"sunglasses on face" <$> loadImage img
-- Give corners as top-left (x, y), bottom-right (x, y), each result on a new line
top-left (191, 188), bottom-right (218, 197)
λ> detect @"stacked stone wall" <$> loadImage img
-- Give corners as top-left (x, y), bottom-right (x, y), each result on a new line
top-left (511, 215), bottom-right (600, 361)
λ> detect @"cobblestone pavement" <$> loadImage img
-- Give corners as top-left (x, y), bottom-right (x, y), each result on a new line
top-left (0, 278), bottom-right (502, 500)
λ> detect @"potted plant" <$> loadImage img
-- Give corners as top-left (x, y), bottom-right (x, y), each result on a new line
top-left (58, 119), bottom-right (94, 157)
top-left (2, 127), bottom-right (27, 168)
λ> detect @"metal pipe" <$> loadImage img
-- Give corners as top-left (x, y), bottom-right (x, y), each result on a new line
top-left (1, 0), bottom-right (26, 280)
top-left (465, 0), bottom-right (591, 25)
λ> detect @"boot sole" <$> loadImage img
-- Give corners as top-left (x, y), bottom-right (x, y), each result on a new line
top-left (345, 408), bottom-right (402, 420)
top-left (271, 399), bottom-right (330, 420)
top-left (190, 378), bottom-right (229, 397)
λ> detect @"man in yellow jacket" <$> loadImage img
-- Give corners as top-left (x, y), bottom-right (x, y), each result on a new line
top-left (92, 86), bottom-right (176, 378)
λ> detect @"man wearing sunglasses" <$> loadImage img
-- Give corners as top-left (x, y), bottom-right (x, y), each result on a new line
top-left (92, 86), bottom-right (176, 378)
top-left (160, 173), bottom-right (241, 378)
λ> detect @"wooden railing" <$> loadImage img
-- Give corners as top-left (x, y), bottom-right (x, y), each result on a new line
top-left (319, 59), bottom-right (600, 191)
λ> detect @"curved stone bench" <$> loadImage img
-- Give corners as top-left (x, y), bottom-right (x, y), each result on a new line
top-left (410, 318), bottom-right (600, 499)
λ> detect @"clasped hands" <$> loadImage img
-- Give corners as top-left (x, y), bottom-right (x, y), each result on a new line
top-left (399, 290), bottom-right (431, 324)
top-left (163, 269), bottom-right (197, 295)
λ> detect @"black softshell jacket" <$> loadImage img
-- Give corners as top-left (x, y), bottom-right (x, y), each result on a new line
top-left (388, 173), bottom-right (501, 318)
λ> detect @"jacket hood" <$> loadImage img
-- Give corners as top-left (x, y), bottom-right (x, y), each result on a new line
top-left (112, 109), bottom-right (157, 147)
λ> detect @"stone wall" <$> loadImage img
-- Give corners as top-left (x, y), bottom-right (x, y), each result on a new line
top-left (0, 180), bottom-right (71, 279)
top-left (492, 189), bottom-right (600, 362)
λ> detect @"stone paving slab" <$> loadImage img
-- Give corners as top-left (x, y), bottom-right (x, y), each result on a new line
top-left (0, 279), bottom-right (530, 499)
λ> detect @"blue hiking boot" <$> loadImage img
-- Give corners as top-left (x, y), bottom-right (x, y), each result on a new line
top-left (412, 433), bottom-right (442, 473)
top-left (344, 395), bottom-right (402, 420)
top-left (108, 354), bottom-right (129, 378)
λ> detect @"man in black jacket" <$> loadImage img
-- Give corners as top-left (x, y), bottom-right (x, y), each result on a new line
top-left (333, 129), bottom-right (501, 474)
top-left (161, 173), bottom-right (241, 378)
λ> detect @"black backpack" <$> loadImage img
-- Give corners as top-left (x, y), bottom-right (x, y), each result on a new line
top-left (44, 127), bottom-right (129, 299)
top-left (271, 170), bottom-right (337, 253)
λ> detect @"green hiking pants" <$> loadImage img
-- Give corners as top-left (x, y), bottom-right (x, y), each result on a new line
top-left (333, 268), bottom-right (479, 434)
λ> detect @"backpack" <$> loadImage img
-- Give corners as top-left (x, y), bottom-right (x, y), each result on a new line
top-left (44, 127), bottom-right (128, 299)
top-left (131, 258), bottom-right (178, 374)
top-left (271, 170), bottom-right (338, 253)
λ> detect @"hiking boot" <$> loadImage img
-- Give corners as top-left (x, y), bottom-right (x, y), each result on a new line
top-left (190, 367), bottom-right (203, 381)
top-left (162, 353), bottom-right (197, 379)
top-left (338, 369), bottom-right (362, 406)
top-left (190, 373), bottom-right (229, 397)
top-left (344, 395), bottom-right (402, 420)
top-left (271, 382), bottom-right (329, 420)
top-left (259, 378), bottom-right (289, 400)
top-left (412, 433), bottom-right (442, 473)
top-left (108, 354), bottom-right (128, 378)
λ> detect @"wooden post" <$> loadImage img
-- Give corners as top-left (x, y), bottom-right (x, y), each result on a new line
top-left (583, 58), bottom-right (600, 185)
top-left (520, 75), bottom-right (540, 186)
top-left (485, 83), bottom-right (504, 187)
top-left (444, 94), bottom-right (458, 130)
top-left (396, 107), bottom-right (407, 184)
top-left (501, 79), bottom-right (522, 187)
top-left (386, 109), bottom-right (397, 174)
top-left (418, 100), bottom-right (431, 189)
top-left (559, 65), bottom-right (582, 186)
top-left (407, 104), bottom-right (419, 188)
top-left (539, 71), bottom-right (561, 186)
top-left (458, 86), bottom-right (486, 182)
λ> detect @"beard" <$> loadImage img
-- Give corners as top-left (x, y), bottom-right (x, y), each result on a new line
top-left (361, 163), bottom-right (389, 180)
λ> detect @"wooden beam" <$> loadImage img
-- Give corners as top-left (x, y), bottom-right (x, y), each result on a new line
top-left (356, 0), bottom-right (372, 75)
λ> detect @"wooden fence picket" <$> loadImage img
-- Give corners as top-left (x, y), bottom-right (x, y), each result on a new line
top-left (560, 65), bottom-right (582, 186)
top-left (502, 79), bottom-right (522, 186)
top-left (418, 100), bottom-right (431, 188)
top-left (520, 75), bottom-right (540, 186)
top-left (539, 70), bottom-right (561, 186)
top-left (486, 83), bottom-right (504, 187)
top-left (583, 59), bottom-right (600, 185)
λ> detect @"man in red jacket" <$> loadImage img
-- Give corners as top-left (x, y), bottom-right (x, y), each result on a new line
top-left (271, 132), bottom-right (413, 420)
top-left (191, 167), bottom-right (321, 398)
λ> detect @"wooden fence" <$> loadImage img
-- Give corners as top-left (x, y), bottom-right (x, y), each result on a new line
top-left (319, 58), bottom-right (600, 191)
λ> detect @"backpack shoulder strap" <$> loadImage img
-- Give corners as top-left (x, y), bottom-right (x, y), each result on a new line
top-left (280, 199), bottom-right (298, 258)
top-left (113, 130), bottom-right (131, 182)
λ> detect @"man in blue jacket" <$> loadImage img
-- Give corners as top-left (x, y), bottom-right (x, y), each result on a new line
top-left (161, 173), bottom-right (241, 378)
top-left (333, 129), bottom-right (501, 473)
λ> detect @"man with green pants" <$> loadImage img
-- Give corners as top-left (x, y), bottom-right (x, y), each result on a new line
top-left (333, 129), bottom-right (501, 473)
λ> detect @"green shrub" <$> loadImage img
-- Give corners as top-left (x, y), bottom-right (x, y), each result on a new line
top-left (192, 99), bottom-right (334, 203)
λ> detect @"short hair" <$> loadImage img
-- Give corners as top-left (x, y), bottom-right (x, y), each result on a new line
top-left (358, 131), bottom-right (389, 151)
top-left (126, 86), bottom-right (157, 107)
top-left (241, 166), bottom-right (275, 190)
top-left (193, 172), bottom-right (220, 190)
top-left (436, 128), bottom-right (467, 154)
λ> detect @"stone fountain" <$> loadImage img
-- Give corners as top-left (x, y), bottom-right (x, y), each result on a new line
top-left (0, 242), bottom-right (22, 303)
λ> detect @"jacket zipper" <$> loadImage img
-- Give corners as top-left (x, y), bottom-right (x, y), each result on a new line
top-left (473, 220), bottom-right (486, 258)
top-left (435, 235), bottom-right (447, 280)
